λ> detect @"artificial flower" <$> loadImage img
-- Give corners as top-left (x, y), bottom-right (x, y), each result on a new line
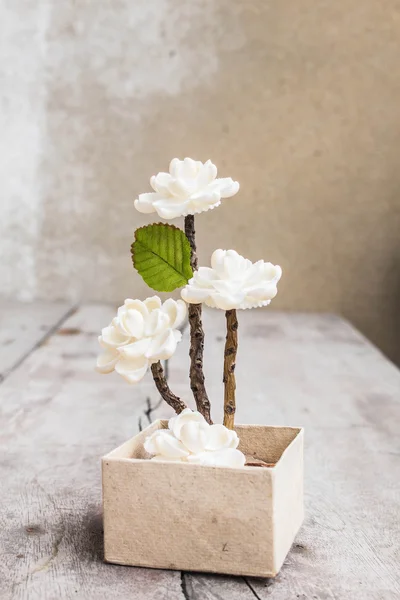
top-left (143, 429), bottom-right (189, 459)
top-left (181, 249), bottom-right (282, 310)
top-left (134, 157), bottom-right (239, 219)
top-left (144, 409), bottom-right (246, 468)
top-left (96, 297), bottom-right (186, 383)
top-left (186, 448), bottom-right (246, 468)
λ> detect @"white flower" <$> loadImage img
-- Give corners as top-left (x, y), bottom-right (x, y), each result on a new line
top-left (143, 409), bottom-right (246, 468)
top-left (134, 157), bottom-right (239, 219)
top-left (144, 430), bottom-right (189, 459)
top-left (169, 407), bottom-right (207, 439)
top-left (181, 249), bottom-right (282, 310)
top-left (206, 423), bottom-right (239, 451)
top-left (187, 449), bottom-right (246, 468)
top-left (178, 421), bottom-right (210, 454)
top-left (96, 297), bottom-right (186, 384)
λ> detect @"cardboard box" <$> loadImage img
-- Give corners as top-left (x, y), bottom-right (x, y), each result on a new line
top-left (102, 421), bottom-right (304, 577)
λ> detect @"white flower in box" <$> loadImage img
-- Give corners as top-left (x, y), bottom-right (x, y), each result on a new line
top-left (144, 409), bottom-right (246, 468)
top-left (134, 157), bottom-right (240, 219)
top-left (181, 249), bottom-right (282, 310)
top-left (168, 407), bottom-right (207, 438)
top-left (143, 429), bottom-right (189, 460)
top-left (206, 423), bottom-right (239, 450)
top-left (96, 296), bottom-right (186, 383)
top-left (186, 448), bottom-right (245, 468)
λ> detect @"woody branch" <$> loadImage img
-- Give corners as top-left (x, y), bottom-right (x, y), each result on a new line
top-left (184, 215), bottom-right (212, 424)
top-left (223, 309), bottom-right (238, 429)
top-left (151, 361), bottom-right (187, 414)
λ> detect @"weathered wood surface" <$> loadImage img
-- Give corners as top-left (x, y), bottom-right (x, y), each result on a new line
top-left (1, 304), bottom-right (399, 599)
top-left (0, 301), bottom-right (73, 381)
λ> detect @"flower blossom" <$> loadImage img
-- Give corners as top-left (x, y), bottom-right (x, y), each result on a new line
top-left (96, 297), bottom-right (186, 383)
top-left (181, 249), bottom-right (282, 310)
top-left (144, 408), bottom-right (246, 468)
top-left (134, 157), bottom-right (239, 219)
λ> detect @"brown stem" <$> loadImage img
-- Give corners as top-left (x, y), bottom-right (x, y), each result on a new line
top-left (184, 215), bottom-right (212, 424)
top-left (151, 361), bottom-right (187, 414)
top-left (184, 214), bottom-right (199, 271)
top-left (223, 309), bottom-right (238, 429)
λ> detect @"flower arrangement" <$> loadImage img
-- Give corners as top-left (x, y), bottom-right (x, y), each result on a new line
top-left (97, 157), bottom-right (281, 465)
top-left (100, 158), bottom-right (304, 578)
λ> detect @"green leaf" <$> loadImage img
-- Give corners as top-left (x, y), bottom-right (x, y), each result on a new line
top-left (131, 223), bottom-right (193, 292)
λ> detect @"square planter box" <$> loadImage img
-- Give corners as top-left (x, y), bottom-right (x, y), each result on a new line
top-left (102, 421), bottom-right (304, 578)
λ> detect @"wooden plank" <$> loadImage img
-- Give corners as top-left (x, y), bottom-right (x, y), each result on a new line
top-left (0, 301), bottom-right (73, 381)
top-left (1, 306), bottom-right (400, 599)
top-left (0, 305), bottom-right (184, 600)
top-left (154, 311), bottom-right (400, 599)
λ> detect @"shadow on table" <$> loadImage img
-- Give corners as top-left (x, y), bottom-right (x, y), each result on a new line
top-left (70, 505), bottom-right (104, 563)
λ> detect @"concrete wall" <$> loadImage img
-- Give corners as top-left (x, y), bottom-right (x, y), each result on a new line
top-left (1, 1), bottom-right (400, 363)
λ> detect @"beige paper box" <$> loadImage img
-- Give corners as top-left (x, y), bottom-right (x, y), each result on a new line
top-left (102, 421), bottom-right (303, 577)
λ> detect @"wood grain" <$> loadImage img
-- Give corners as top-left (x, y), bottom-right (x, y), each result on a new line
top-left (1, 305), bottom-right (400, 599)
top-left (0, 301), bottom-right (73, 381)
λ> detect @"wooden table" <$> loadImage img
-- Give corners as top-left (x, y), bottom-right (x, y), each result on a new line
top-left (1, 302), bottom-right (399, 600)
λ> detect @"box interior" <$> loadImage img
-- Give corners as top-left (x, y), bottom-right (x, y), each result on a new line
top-left (105, 421), bottom-right (301, 466)
top-left (236, 424), bottom-right (301, 464)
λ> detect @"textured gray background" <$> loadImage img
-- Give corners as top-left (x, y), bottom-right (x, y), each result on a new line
top-left (1, 0), bottom-right (400, 363)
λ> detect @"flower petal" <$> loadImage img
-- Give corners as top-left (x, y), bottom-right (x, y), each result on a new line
top-left (98, 335), bottom-right (108, 349)
top-left (174, 299), bottom-right (187, 329)
top-left (187, 448), bottom-right (246, 468)
top-left (168, 407), bottom-right (192, 435)
top-left (143, 430), bottom-right (164, 454)
top-left (152, 199), bottom-right (189, 219)
top-left (210, 249), bottom-right (227, 274)
top-left (145, 329), bottom-right (181, 361)
top-left (179, 421), bottom-right (210, 454)
top-left (212, 292), bottom-right (245, 311)
top-left (115, 355), bottom-right (149, 383)
top-left (161, 298), bottom-right (187, 329)
top-left (121, 299), bottom-right (149, 319)
top-left (118, 337), bottom-right (151, 359)
top-left (209, 177), bottom-right (240, 198)
top-left (134, 192), bottom-right (164, 214)
top-left (181, 157), bottom-right (200, 179)
top-left (264, 263), bottom-right (282, 282)
top-left (246, 283), bottom-right (278, 301)
top-left (144, 309), bottom-right (170, 337)
top-left (196, 159), bottom-right (217, 188)
top-left (167, 178), bottom-right (195, 198)
top-left (96, 348), bottom-right (119, 373)
top-left (210, 280), bottom-right (240, 295)
top-left (206, 424), bottom-right (239, 451)
top-left (143, 296), bottom-right (162, 311)
top-left (100, 324), bottom-right (130, 347)
top-left (169, 409), bottom-right (207, 440)
top-left (195, 267), bottom-right (219, 286)
top-left (169, 157), bottom-right (182, 178)
top-left (188, 190), bottom-right (220, 211)
top-left (144, 429), bottom-right (189, 458)
top-left (181, 286), bottom-right (210, 304)
top-left (119, 309), bottom-right (144, 339)
top-left (150, 172), bottom-right (172, 195)
top-left (186, 200), bottom-right (222, 216)
top-left (156, 434), bottom-right (189, 458)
